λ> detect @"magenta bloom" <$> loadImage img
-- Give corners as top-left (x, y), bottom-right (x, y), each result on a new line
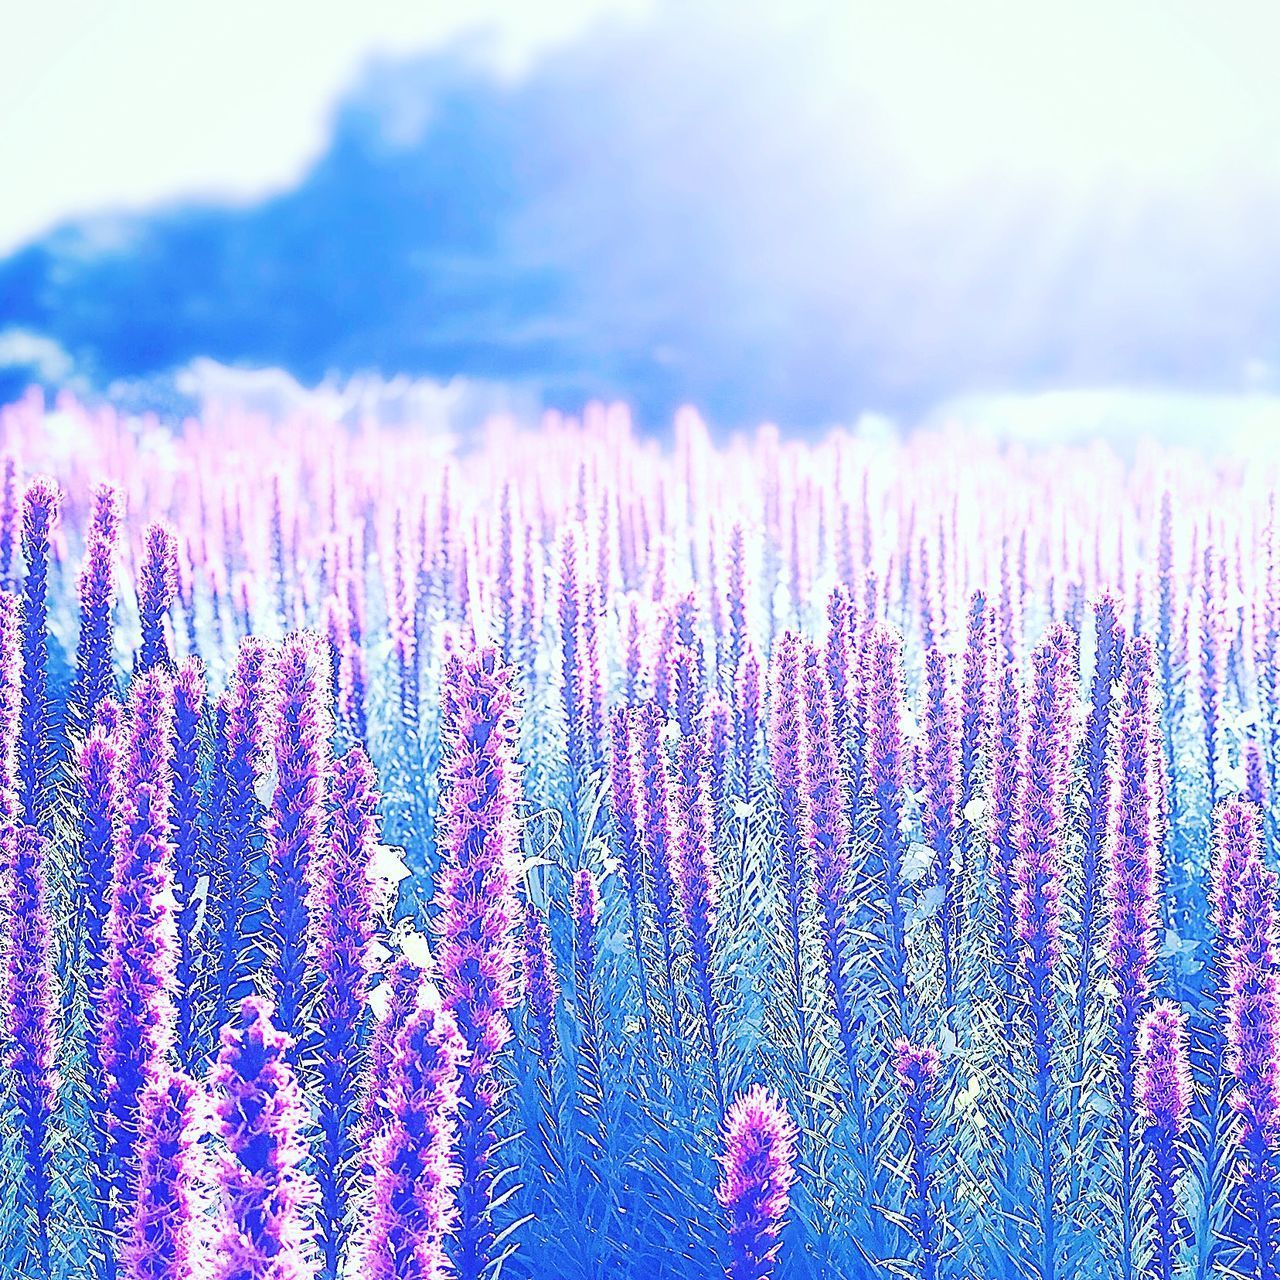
top-left (121, 1071), bottom-right (201, 1280)
top-left (313, 744), bottom-right (383, 1276)
top-left (72, 481), bottom-right (124, 726)
top-left (361, 986), bottom-right (468, 1280)
top-left (919, 645), bottom-right (960, 1008)
top-left (210, 997), bottom-right (319, 1280)
top-left (572, 867), bottom-right (606, 1136)
top-left (264, 630), bottom-right (333, 1043)
top-left (1137, 1002), bottom-right (1191, 1280)
top-left (100, 669), bottom-right (178, 1203)
top-left (5, 824), bottom-right (60, 1272)
top-left (522, 895), bottom-right (560, 1072)
top-left (865, 623), bottom-right (911, 1018)
top-left (136, 520), bottom-right (180, 673)
top-left (1105, 633), bottom-right (1161, 1277)
top-left (894, 1037), bottom-right (942, 1280)
top-left (988, 664), bottom-right (1023, 1018)
top-left (433, 645), bottom-right (523, 1279)
top-left (715, 1085), bottom-right (798, 1280)
top-left (672, 724), bottom-right (724, 1111)
top-left (1014, 624), bottom-right (1077, 972)
top-left (1107, 634), bottom-right (1161, 1025)
top-left (1012, 623), bottom-right (1076, 1280)
top-left (1221, 833), bottom-right (1280, 1280)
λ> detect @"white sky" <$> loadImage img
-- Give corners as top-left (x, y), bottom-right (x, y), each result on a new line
top-left (0, 0), bottom-right (651, 253)
top-left (4, 0), bottom-right (1280, 254)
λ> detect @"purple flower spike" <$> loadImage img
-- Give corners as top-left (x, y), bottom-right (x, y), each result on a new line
top-left (735, 647), bottom-right (762, 804)
top-left (715, 1085), bottom-right (798, 1280)
top-left (802, 644), bottom-right (860, 1085)
top-left (1107, 634), bottom-right (1161, 1026)
top-left (211, 638), bottom-right (273, 1034)
top-left (1137, 1001), bottom-right (1191, 1280)
top-left (72, 481), bottom-right (124, 727)
top-left (1225, 845), bottom-right (1280, 1280)
top-left (919, 645), bottom-right (960, 1008)
top-left (636, 703), bottom-right (688, 1079)
top-left (608, 706), bottom-right (654, 1050)
top-left (122, 1071), bottom-right (201, 1280)
top-left (433, 645), bottom-right (523, 1280)
top-left (1013, 623), bottom-right (1077, 1280)
top-left (5, 824), bottom-right (60, 1271)
top-left (768, 631), bottom-right (813, 1081)
top-left (100, 669), bottom-right (178, 1208)
top-left (210, 997), bottom-right (319, 1280)
top-left (171, 656), bottom-right (206, 1066)
top-left (264, 630), bottom-right (332, 1044)
top-left (988, 662), bottom-right (1025, 1026)
top-left (314, 744), bottom-right (383, 1277)
top-left (136, 521), bottom-right (180, 673)
top-left (672, 724), bottom-right (724, 1112)
top-left (522, 895), bottom-right (560, 1072)
top-left (572, 867), bottom-right (606, 1140)
top-left (1212, 800), bottom-right (1260, 953)
top-left (894, 1038), bottom-right (942, 1280)
top-left (1105, 632), bottom-right (1160, 1278)
top-left (361, 985), bottom-right (468, 1280)
top-left (17, 475), bottom-right (61, 833)
top-left (78, 723), bottom-right (121, 1101)
top-left (865, 623), bottom-right (911, 1020)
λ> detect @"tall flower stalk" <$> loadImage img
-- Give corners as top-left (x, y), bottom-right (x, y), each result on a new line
top-left (895, 1039), bottom-right (942, 1280)
top-left (17, 476), bottom-right (60, 833)
top-left (1225, 851), bottom-right (1280, 1280)
top-left (121, 1071), bottom-right (201, 1280)
top-left (1106, 633), bottom-right (1161, 1277)
top-left (361, 982), bottom-right (467, 1280)
top-left (99, 670), bottom-right (178, 1223)
top-left (210, 997), bottom-right (319, 1280)
top-left (263, 630), bottom-right (332, 1043)
top-left (1137, 1002), bottom-right (1191, 1280)
top-left (72, 482), bottom-right (124, 728)
top-left (865, 624), bottom-right (911, 1024)
top-left (313, 745), bottom-right (383, 1279)
top-left (5, 824), bottom-right (60, 1275)
top-left (768, 631), bottom-right (814, 1097)
top-left (1013, 624), bottom-right (1076, 1280)
top-left (672, 723), bottom-right (724, 1113)
top-left (136, 522), bottom-right (179, 673)
top-left (210, 638), bottom-right (272, 1039)
top-left (715, 1085), bottom-right (798, 1280)
top-left (433, 646), bottom-right (523, 1279)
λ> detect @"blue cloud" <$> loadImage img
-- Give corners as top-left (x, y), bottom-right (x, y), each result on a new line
top-left (3, 4), bottom-right (1280, 429)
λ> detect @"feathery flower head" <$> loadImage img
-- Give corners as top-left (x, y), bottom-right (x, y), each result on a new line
top-left (264, 629), bottom-right (333, 1041)
top-left (1212, 798), bottom-right (1261, 941)
top-left (894, 1038), bottom-right (941, 1098)
top-left (137, 521), bottom-right (180, 672)
top-left (362, 985), bottom-right (468, 1280)
top-left (715, 1085), bottom-right (798, 1280)
top-left (1106, 633), bottom-right (1161, 1020)
top-left (1013, 623), bottom-right (1078, 967)
top-left (1225, 852), bottom-right (1280, 1151)
top-left (122, 1070), bottom-right (202, 1280)
top-left (210, 997), bottom-right (318, 1280)
top-left (1137, 1001), bottom-right (1192, 1135)
top-left (20, 475), bottom-right (61, 553)
top-left (521, 896), bottom-right (560, 1068)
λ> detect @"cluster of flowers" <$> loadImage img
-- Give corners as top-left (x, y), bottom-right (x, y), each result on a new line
top-left (0, 390), bottom-right (1277, 1280)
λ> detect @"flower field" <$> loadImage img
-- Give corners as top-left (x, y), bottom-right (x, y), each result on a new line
top-left (0, 391), bottom-right (1275, 1280)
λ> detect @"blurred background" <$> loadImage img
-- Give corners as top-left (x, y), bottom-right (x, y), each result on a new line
top-left (3, 0), bottom-right (1280, 441)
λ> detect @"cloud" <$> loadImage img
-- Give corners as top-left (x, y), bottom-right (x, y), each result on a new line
top-left (3, 0), bottom-right (1280, 430)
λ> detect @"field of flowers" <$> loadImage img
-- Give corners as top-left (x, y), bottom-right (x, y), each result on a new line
top-left (0, 390), bottom-right (1274, 1280)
